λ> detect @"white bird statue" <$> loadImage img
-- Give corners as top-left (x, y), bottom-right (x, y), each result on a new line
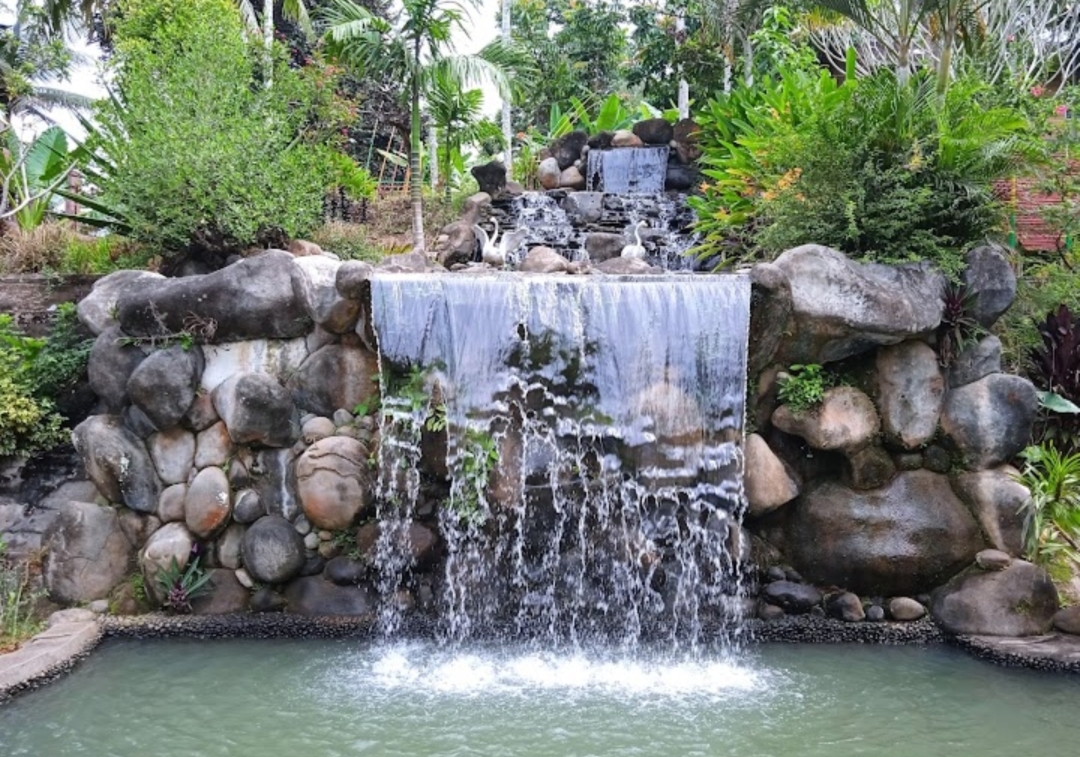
top-left (474, 219), bottom-right (505, 267)
top-left (620, 220), bottom-right (648, 259)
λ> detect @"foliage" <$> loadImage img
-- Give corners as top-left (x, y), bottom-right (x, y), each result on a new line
top-left (449, 428), bottom-right (497, 524)
top-left (88, 0), bottom-right (346, 267)
top-left (936, 281), bottom-right (984, 368)
top-left (691, 66), bottom-right (1037, 273)
top-left (155, 556), bottom-right (212, 614)
top-left (1016, 444), bottom-right (1080, 580)
top-left (0, 125), bottom-right (72, 230)
top-left (776, 363), bottom-right (829, 413)
top-left (1028, 304), bottom-right (1080, 451)
top-left (0, 537), bottom-right (43, 650)
top-left (308, 221), bottom-right (385, 263)
top-left (327, 152), bottom-right (377, 203)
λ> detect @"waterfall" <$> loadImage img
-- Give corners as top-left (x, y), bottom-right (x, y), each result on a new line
top-left (371, 272), bottom-right (751, 647)
top-left (586, 146), bottom-right (670, 193)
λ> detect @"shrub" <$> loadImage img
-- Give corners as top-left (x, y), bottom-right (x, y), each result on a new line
top-left (0, 538), bottom-right (43, 651)
top-left (308, 222), bottom-right (385, 263)
top-left (1016, 444), bottom-right (1080, 582)
top-left (155, 556), bottom-right (212, 614)
top-left (776, 363), bottom-right (829, 412)
top-left (89, 0), bottom-right (347, 268)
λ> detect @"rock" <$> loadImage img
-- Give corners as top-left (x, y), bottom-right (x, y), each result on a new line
top-left (744, 433), bottom-right (799, 517)
top-left (758, 603), bottom-right (785, 621)
top-left (584, 232), bottom-right (626, 263)
top-left (377, 251), bottom-right (428, 273)
top-left (748, 264), bottom-right (793, 375)
top-left (234, 568), bottom-right (254, 589)
top-left (561, 192), bottom-right (604, 224)
top-left (550, 130), bottom-right (588, 170)
top-left (845, 445), bottom-right (897, 490)
top-left (232, 489), bottom-right (264, 524)
top-left (194, 421), bottom-right (234, 469)
top-left (786, 471), bottom-right (985, 596)
top-left (559, 166), bottom-right (586, 190)
top-left (765, 566), bottom-right (787, 583)
top-left (42, 500), bottom-right (134, 604)
top-left (633, 117), bottom-right (674, 146)
top-left (335, 260), bottom-right (376, 300)
top-left (139, 522), bottom-right (194, 603)
top-left (594, 257), bottom-right (659, 275)
top-left (587, 132), bottom-right (614, 150)
top-left (519, 246), bottom-right (569, 274)
top-left (241, 516), bottom-right (306, 584)
top-left (325, 556), bottom-right (367, 585)
top-left (922, 444), bottom-right (952, 473)
top-left (671, 118), bottom-right (701, 163)
top-left (116, 250), bottom-right (312, 342)
top-left (215, 523), bottom-right (245, 570)
top-left (771, 245), bottom-right (945, 364)
top-left (940, 374), bottom-right (1038, 470)
top-left (72, 415), bottom-right (161, 513)
top-left (952, 467), bottom-right (1027, 555)
top-left (294, 515), bottom-right (312, 536)
top-left (471, 160), bottom-right (507, 196)
top-left (888, 597), bottom-right (927, 621)
top-left (303, 531), bottom-right (319, 550)
top-left (283, 575), bottom-right (376, 615)
top-left (949, 335), bottom-right (1002, 389)
top-left (251, 587), bottom-right (286, 612)
top-left (293, 256), bottom-right (361, 334)
top-left (77, 270), bottom-right (166, 335)
top-left (435, 220), bottom-right (478, 268)
top-left (976, 549), bottom-right (1013, 571)
top-left (212, 372), bottom-right (299, 447)
top-left (117, 510), bottom-right (160, 548)
top-left (301, 416), bottom-right (336, 444)
top-left (296, 436), bottom-right (374, 530)
top-left (865, 605), bottom-right (886, 622)
top-left (895, 452), bottom-right (922, 471)
top-left (123, 405), bottom-right (157, 439)
top-left (184, 466), bottom-right (232, 539)
top-left (158, 483), bottom-right (187, 523)
top-left (287, 239), bottom-right (322, 257)
top-left (537, 157), bottom-right (562, 190)
top-left (461, 192), bottom-right (492, 222)
top-left (87, 327), bottom-right (146, 412)
top-left (191, 569), bottom-right (249, 614)
top-left (611, 130), bottom-right (644, 148)
top-left (664, 163), bottom-right (697, 191)
top-left (826, 591), bottom-right (865, 622)
top-left (964, 245), bottom-right (1016, 327)
top-left (183, 391), bottom-right (219, 432)
top-left (1052, 606), bottom-right (1080, 635)
top-left (287, 344), bottom-right (380, 418)
top-left (762, 581), bottom-right (822, 614)
top-left (147, 428), bottom-right (195, 486)
top-left (931, 560), bottom-right (1058, 636)
top-left (772, 386), bottom-right (880, 452)
top-left (875, 341), bottom-right (944, 450)
top-left (253, 448), bottom-right (300, 520)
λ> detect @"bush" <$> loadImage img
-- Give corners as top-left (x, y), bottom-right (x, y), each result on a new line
top-left (308, 222), bottom-right (385, 263)
top-left (691, 67), bottom-right (1039, 276)
top-left (777, 363), bottom-right (829, 412)
top-left (90, 0), bottom-right (346, 268)
top-left (1016, 444), bottom-right (1080, 582)
top-left (0, 538), bottom-right (43, 651)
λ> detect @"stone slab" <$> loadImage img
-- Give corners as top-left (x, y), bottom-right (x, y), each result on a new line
top-left (954, 633), bottom-right (1080, 673)
top-left (0, 618), bottom-right (102, 703)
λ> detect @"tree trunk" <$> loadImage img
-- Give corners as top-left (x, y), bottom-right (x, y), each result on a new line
top-left (410, 55), bottom-right (425, 254)
top-left (428, 120), bottom-right (438, 192)
top-left (501, 0), bottom-right (513, 175)
top-left (263, 0), bottom-right (274, 88)
top-left (936, 13), bottom-right (957, 94)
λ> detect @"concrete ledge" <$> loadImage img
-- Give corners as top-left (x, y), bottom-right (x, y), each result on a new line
top-left (0, 610), bottom-right (102, 704)
top-left (952, 633), bottom-right (1080, 673)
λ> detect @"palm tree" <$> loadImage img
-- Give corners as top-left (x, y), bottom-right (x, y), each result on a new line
top-left (427, 68), bottom-right (490, 201)
top-left (322, 0), bottom-right (520, 254)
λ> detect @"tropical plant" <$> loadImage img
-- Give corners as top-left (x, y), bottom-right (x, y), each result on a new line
top-left (155, 555), bottom-right (212, 613)
top-left (936, 281), bottom-right (984, 367)
top-left (1016, 443), bottom-right (1080, 579)
top-left (0, 537), bottom-right (43, 650)
top-left (426, 68), bottom-right (492, 201)
top-left (776, 363), bottom-right (829, 412)
top-left (0, 125), bottom-right (72, 230)
top-left (1029, 304), bottom-right (1080, 451)
top-left (236, 0), bottom-right (312, 85)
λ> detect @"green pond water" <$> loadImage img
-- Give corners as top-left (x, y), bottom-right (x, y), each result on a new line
top-left (2, 639), bottom-right (1078, 757)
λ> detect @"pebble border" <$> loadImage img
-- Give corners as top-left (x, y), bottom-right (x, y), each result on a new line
top-left (951, 634), bottom-right (1080, 674)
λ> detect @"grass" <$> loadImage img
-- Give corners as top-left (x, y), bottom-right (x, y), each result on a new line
top-left (0, 539), bottom-right (45, 653)
top-left (0, 222), bottom-right (157, 276)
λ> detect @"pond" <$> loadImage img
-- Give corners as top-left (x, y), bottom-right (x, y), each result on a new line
top-left (2, 639), bottom-right (1078, 756)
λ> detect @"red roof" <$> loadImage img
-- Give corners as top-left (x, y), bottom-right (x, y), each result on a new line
top-left (996, 167), bottom-right (1078, 252)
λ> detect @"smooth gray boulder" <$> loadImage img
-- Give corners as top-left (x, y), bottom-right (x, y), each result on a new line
top-left (232, 489), bottom-right (265, 524)
top-left (191, 569), bottom-right (249, 614)
top-left (296, 436), bottom-right (374, 530)
top-left (948, 335), bottom-right (1002, 388)
top-left (875, 341), bottom-right (944, 450)
top-left (951, 466), bottom-right (1028, 555)
top-left (116, 250), bottom-right (312, 342)
top-left (771, 245), bottom-right (944, 363)
top-left (293, 255), bottom-right (361, 334)
top-left (761, 581), bottom-right (822, 614)
top-left (786, 471), bottom-right (985, 596)
top-left (963, 245), bottom-right (1016, 327)
top-left (72, 415), bottom-right (161, 513)
top-left (147, 428), bottom-right (195, 486)
top-left (212, 372), bottom-right (299, 447)
top-left (184, 466), bottom-right (232, 539)
top-left (888, 597), bottom-right (927, 621)
top-left (826, 591), bottom-right (865, 622)
top-left (584, 233), bottom-right (626, 263)
top-left (241, 515), bottom-right (305, 584)
top-left (283, 576), bottom-right (377, 615)
top-left (931, 560), bottom-right (1058, 636)
top-left (744, 433), bottom-right (799, 517)
top-left (87, 327), bottom-right (146, 412)
top-left (287, 344), bottom-right (380, 418)
top-left (139, 521), bottom-right (195, 604)
top-left (335, 260), bottom-right (376, 300)
top-left (42, 500), bottom-right (134, 604)
top-left (940, 374), bottom-right (1038, 470)
top-left (633, 118), bottom-right (675, 145)
top-left (772, 386), bottom-right (880, 452)
top-left (434, 220), bottom-right (478, 268)
top-left (77, 270), bottom-right (166, 336)
top-left (126, 345), bottom-right (203, 430)
top-left (519, 246), bottom-right (569, 274)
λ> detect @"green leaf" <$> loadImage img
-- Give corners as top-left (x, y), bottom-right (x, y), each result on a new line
top-left (1038, 391), bottom-right (1080, 415)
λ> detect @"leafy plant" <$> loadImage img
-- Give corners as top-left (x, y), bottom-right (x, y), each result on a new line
top-left (777, 363), bottom-right (829, 413)
top-left (0, 125), bottom-right (72, 231)
top-left (448, 428), bottom-right (498, 524)
top-left (1016, 444), bottom-right (1080, 580)
top-left (0, 537), bottom-right (44, 651)
top-left (1028, 304), bottom-right (1080, 451)
top-left (936, 281), bottom-right (985, 368)
top-left (155, 556), bottom-right (212, 614)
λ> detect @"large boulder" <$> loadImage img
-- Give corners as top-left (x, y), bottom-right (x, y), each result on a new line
top-left (875, 341), bottom-right (945, 450)
top-left (584, 232), bottom-right (626, 263)
top-left (295, 436), bottom-right (374, 530)
top-left (744, 433), bottom-right (799, 518)
top-left (951, 467), bottom-right (1028, 555)
top-left (191, 569), bottom-right (250, 614)
top-left (184, 466), bottom-right (232, 539)
top-left (931, 560), bottom-right (1058, 636)
top-left (537, 157), bottom-right (561, 190)
top-left (470, 160), bottom-right (507, 197)
top-left (72, 415), bottom-right (161, 513)
top-left (241, 515), bottom-right (306, 584)
top-left (632, 118), bottom-right (674, 145)
top-left (519, 246), bottom-right (569, 274)
top-left (126, 345), bottom-right (204, 430)
top-left (42, 500), bottom-right (135, 603)
top-left (748, 263), bottom-right (793, 375)
top-left (963, 245), bottom-right (1016, 328)
top-left (772, 386), bottom-right (880, 452)
top-left (435, 220), bottom-right (478, 268)
top-left (212, 372), bottom-right (299, 447)
top-left (116, 250), bottom-right (313, 342)
top-left (672, 118), bottom-right (702, 164)
top-left (940, 374), bottom-right (1038, 470)
top-left (139, 522), bottom-right (195, 604)
top-left (147, 428), bottom-right (195, 486)
top-left (286, 344), bottom-right (380, 418)
top-left (786, 471), bottom-right (985, 596)
top-left (335, 260), bottom-right (376, 300)
top-left (283, 575), bottom-right (376, 615)
top-left (771, 245), bottom-right (945, 364)
top-left (562, 192), bottom-right (604, 225)
top-left (762, 581), bottom-right (821, 614)
top-left (87, 327), bottom-right (147, 412)
top-left (292, 256), bottom-right (361, 334)
top-left (550, 130), bottom-right (588, 170)
top-left (948, 335), bottom-right (1002, 389)
top-left (77, 270), bottom-right (166, 336)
